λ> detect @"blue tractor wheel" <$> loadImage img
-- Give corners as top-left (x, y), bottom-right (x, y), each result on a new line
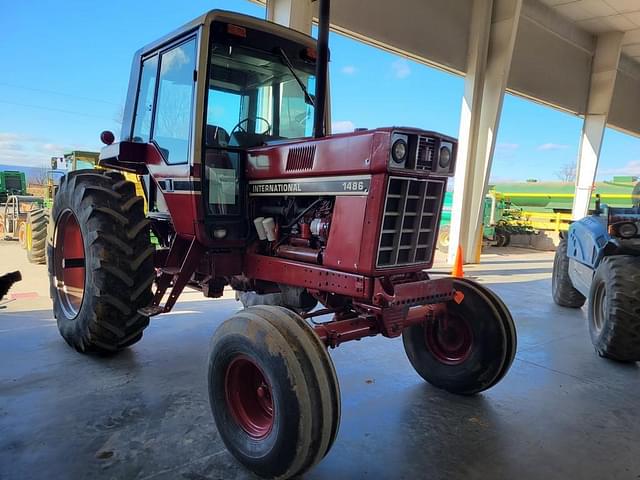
top-left (552, 239), bottom-right (586, 308)
top-left (588, 256), bottom-right (640, 362)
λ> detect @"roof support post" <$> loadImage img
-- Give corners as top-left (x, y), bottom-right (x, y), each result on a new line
top-left (448, 0), bottom-right (522, 264)
top-left (266, 0), bottom-right (313, 34)
top-left (571, 32), bottom-right (623, 220)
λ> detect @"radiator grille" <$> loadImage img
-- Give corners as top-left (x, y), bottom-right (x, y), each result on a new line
top-left (377, 177), bottom-right (445, 267)
top-left (416, 136), bottom-right (436, 170)
top-left (286, 145), bottom-right (316, 171)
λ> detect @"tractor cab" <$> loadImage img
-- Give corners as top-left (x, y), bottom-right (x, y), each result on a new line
top-left (99, 10), bottom-right (323, 244)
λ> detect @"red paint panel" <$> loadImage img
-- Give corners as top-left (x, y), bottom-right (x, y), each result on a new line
top-left (323, 196), bottom-right (367, 273)
top-left (247, 130), bottom-right (389, 179)
top-left (163, 193), bottom-right (196, 236)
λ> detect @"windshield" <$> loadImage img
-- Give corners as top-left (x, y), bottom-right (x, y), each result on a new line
top-left (206, 42), bottom-right (316, 148)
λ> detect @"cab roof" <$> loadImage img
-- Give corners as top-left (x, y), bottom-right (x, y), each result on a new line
top-left (136, 9), bottom-right (317, 57)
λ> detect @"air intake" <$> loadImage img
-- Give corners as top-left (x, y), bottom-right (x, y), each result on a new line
top-left (286, 145), bottom-right (316, 171)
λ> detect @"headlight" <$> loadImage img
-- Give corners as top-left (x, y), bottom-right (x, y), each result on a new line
top-left (618, 222), bottom-right (637, 238)
top-left (439, 146), bottom-right (451, 169)
top-left (392, 139), bottom-right (407, 163)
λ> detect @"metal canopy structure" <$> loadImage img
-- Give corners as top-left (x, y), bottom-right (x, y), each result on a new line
top-left (255, 0), bottom-right (640, 263)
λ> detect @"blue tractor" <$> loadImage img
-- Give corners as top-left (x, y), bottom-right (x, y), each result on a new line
top-left (552, 195), bottom-right (640, 361)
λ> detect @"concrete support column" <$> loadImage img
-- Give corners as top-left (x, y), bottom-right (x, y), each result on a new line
top-left (266, 0), bottom-right (313, 34)
top-left (449, 0), bottom-right (522, 264)
top-left (571, 32), bottom-right (623, 220)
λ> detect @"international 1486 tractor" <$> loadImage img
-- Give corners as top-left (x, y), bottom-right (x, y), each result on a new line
top-left (48, 3), bottom-right (517, 478)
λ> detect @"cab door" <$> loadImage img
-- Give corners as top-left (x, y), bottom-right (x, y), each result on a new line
top-left (130, 34), bottom-right (200, 237)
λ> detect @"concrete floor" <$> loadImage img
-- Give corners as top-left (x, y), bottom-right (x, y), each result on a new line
top-left (1, 242), bottom-right (640, 480)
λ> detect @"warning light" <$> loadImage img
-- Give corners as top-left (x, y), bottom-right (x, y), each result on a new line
top-left (227, 24), bottom-right (247, 38)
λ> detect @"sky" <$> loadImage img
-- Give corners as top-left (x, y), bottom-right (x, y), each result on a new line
top-left (1, 0), bottom-right (639, 182)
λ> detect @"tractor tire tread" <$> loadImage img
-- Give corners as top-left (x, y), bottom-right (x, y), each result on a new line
top-left (49, 169), bottom-right (154, 354)
top-left (552, 238), bottom-right (586, 308)
top-left (590, 256), bottom-right (640, 361)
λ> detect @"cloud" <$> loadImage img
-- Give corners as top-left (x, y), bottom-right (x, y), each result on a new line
top-left (0, 131), bottom-right (94, 167)
top-left (537, 143), bottom-right (569, 151)
top-left (391, 59), bottom-right (411, 79)
top-left (332, 120), bottom-right (355, 133)
top-left (496, 143), bottom-right (519, 151)
top-left (599, 160), bottom-right (640, 176)
top-left (340, 65), bottom-right (357, 75)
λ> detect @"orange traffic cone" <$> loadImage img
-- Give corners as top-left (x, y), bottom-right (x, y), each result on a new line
top-left (452, 245), bottom-right (464, 278)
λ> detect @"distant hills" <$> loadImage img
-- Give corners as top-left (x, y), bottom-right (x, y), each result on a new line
top-left (0, 164), bottom-right (48, 183)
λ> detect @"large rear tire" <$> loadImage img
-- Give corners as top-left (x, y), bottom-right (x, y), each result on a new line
top-left (47, 170), bottom-right (155, 354)
top-left (588, 256), bottom-right (640, 362)
top-left (208, 306), bottom-right (340, 479)
top-left (552, 238), bottom-right (586, 308)
top-left (26, 209), bottom-right (48, 264)
top-left (402, 278), bottom-right (515, 395)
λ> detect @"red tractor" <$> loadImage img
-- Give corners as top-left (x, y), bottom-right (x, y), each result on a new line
top-left (48, 4), bottom-right (516, 478)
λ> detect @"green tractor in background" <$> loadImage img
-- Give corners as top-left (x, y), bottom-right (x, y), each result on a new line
top-left (0, 170), bottom-right (28, 203)
top-left (24, 151), bottom-right (100, 264)
top-left (24, 151), bottom-right (146, 264)
top-left (437, 190), bottom-right (531, 253)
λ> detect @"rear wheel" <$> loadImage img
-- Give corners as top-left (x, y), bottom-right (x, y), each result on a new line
top-left (588, 256), bottom-right (640, 361)
top-left (18, 221), bottom-right (27, 249)
top-left (26, 209), bottom-right (48, 264)
top-left (402, 278), bottom-right (515, 395)
top-left (48, 170), bottom-right (154, 354)
top-left (208, 306), bottom-right (340, 479)
top-left (552, 238), bottom-right (586, 308)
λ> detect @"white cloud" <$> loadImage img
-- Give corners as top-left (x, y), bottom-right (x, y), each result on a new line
top-left (496, 143), bottom-right (519, 151)
top-left (331, 120), bottom-right (355, 133)
top-left (0, 131), bottom-right (94, 167)
top-left (341, 65), bottom-right (357, 75)
top-left (391, 59), bottom-right (411, 79)
top-left (599, 160), bottom-right (640, 176)
top-left (537, 143), bottom-right (569, 151)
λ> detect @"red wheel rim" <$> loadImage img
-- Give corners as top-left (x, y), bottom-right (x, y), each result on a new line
top-left (425, 314), bottom-right (473, 365)
top-left (53, 210), bottom-right (86, 319)
top-left (224, 355), bottom-right (274, 439)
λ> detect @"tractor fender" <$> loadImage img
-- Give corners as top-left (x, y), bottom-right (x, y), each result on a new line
top-left (566, 215), bottom-right (609, 269)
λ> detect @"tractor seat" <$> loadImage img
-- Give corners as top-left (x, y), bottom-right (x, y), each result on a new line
top-left (205, 125), bottom-right (230, 148)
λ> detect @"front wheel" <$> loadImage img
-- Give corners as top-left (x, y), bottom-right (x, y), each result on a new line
top-left (402, 278), bottom-right (516, 395)
top-left (208, 306), bottom-right (340, 479)
top-left (589, 257), bottom-right (640, 362)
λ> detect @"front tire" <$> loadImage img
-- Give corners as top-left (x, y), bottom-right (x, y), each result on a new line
top-left (208, 306), bottom-right (340, 479)
top-left (402, 278), bottom-right (515, 395)
top-left (552, 238), bottom-right (586, 308)
top-left (589, 256), bottom-right (640, 361)
top-left (48, 170), bottom-right (155, 354)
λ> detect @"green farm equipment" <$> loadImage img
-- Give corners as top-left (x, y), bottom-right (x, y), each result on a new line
top-left (1, 195), bottom-right (45, 245)
top-left (437, 191), bottom-right (524, 253)
top-left (0, 170), bottom-right (27, 203)
top-left (23, 151), bottom-right (102, 264)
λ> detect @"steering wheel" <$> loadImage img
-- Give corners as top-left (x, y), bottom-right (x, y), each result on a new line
top-left (230, 116), bottom-right (272, 136)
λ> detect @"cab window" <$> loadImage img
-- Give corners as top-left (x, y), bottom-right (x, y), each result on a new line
top-left (152, 38), bottom-right (197, 164)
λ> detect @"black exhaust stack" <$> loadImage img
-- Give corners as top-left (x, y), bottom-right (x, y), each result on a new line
top-left (313, 0), bottom-right (330, 138)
